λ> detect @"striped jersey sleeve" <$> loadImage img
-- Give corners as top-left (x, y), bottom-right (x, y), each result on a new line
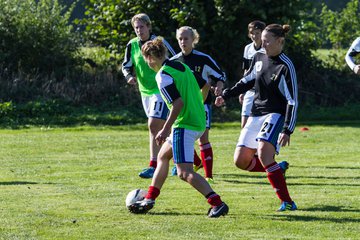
top-left (345, 37), bottom-right (360, 71)
top-left (121, 41), bottom-right (133, 80)
top-left (193, 50), bottom-right (226, 82)
top-left (156, 70), bottom-right (180, 104)
top-left (279, 53), bottom-right (298, 134)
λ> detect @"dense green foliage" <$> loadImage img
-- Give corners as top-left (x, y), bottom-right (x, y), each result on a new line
top-left (0, 0), bottom-right (359, 123)
top-left (1, 124), bottom-right (359, 239)
top-left (0, 0), bottom-right (79, 74)
top-left (320, 0), bottom-right (360, 48)
top-left (81, 0), bottom-right (314, 80)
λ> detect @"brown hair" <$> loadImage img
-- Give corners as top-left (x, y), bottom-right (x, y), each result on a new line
top-left (265, 24), bottom-right (291, 38)
top-left (248, 20), bottom-right (266, 31)
top-left (141, 37), bottom-right (167, 59)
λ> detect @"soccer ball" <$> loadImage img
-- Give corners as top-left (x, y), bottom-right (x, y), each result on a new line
top-left (125, 189), bottom-right (147, 208)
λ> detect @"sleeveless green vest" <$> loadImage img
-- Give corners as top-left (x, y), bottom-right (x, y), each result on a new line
top-left (160, 62), bottom-right (205, 132)
top-left (130, 38), bottom-right (159, 96)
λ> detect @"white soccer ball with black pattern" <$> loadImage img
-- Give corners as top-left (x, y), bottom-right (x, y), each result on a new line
top-left (125, 189), bottom-right (147, 208)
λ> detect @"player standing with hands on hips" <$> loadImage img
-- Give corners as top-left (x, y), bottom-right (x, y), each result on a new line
top-left (345, 37), bottom-right (360, 75)
top-left (170, 26), bottom-right (226, 183)
top-left (122, 13), bottom-right (175, 178)
top-left (129, 37), bottom-right (229, 217)
top-left (215, 24), bottom-right (298, 211)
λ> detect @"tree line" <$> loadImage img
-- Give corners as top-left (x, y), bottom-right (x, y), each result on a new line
top-left (0, 0), bottom-right (359, 109)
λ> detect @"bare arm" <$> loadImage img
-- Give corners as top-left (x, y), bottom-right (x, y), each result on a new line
top-left (155, 98), bottom-right (183, 145)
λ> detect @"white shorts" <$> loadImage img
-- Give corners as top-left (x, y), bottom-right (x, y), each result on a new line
top-left (167, 128), bottom-right (204, 164)
top-left (241, 90), bottom-right (255, 117)
top-left (204, 104), bottom-right (212, 129)
top-left (237, 113), bottom-right (285, 154)
top-left (141, 94), bottom-right (169, 120)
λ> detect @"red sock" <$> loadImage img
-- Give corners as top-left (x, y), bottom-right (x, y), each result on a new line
top-left (145, 186), bottom-right (160, 200)
top-left (265, 162), bottom-right (292, 202)
top-left (206, 192), bottom-right (222, 207)
top-left (200, 143), bottom-right (213, 178)
top-left (194, 150), bottom-right (202, 167)
top-left (246, 156), bottom-right (265, 172)
top-left (149, 157), bottom-right (157, 168)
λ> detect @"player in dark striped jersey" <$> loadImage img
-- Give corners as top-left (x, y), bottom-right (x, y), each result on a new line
top-left (170, 26), bottom-right (226, 183)
top-left (239, 21), bottom-right (266, 128)
top-left (215, 24), bottom-right (298, 211)
top-left (345, 37), bottom-right (360, 75)
top-left (129, 37), bottom-right (229, 217)
top-left (122, 13), bottom-right (175, 179)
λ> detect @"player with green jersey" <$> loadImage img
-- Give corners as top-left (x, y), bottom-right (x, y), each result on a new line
top-left (122, 13), bottom-right (175, 178)
top-left (128, 37), bottom-right (229, 218)
top-left (158, 61), bottom-right (206, 132)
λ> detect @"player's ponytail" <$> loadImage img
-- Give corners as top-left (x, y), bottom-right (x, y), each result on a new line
top-left (141, 36), bottom-right (167, 59)
top-left (265, 24), bottom-right (291, 38)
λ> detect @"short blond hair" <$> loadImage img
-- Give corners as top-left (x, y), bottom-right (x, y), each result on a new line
top-left (131, 13), bottom-right (152, 32)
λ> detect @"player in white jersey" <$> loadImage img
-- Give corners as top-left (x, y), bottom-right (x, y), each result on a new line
top-left (239, 21), bottom-right (266, 128)
top-left (345, 37), bottom-right (360, 75)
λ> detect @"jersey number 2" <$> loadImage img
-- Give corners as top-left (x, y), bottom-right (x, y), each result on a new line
top-left (261, 122), bottom-right (274, 133)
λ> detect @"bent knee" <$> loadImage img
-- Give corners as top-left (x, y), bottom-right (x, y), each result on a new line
top-left (234, 159), bottom-right (248, 170)
top-left (177, 170), bottom-right (191, 181)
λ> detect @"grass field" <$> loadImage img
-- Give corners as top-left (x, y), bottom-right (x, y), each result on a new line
top-left (0, 123), bottom-right (359, 239)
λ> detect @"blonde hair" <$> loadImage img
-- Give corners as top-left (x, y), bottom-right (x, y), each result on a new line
top-left (131, 13), bottom-right (152, 32)
top-left (141, 36), bottom-right (167, 59)
top-left (176, 26), bottom-right (200, 47)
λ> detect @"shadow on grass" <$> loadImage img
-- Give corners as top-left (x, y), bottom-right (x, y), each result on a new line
top-left (148, 211), bottom-right (206, 216)
top-left (302, 205), bottom-right (360, 213)
top-left (215, 173), bottom-right (360, 186)
top-left (287, 175), bottom-right (360, 180)
top-left (295, 165), bottom-right (360, 170)
top-left (0, 181), bottom-right (38, 185)
top-left (270, 206), bottom-right (360, 223)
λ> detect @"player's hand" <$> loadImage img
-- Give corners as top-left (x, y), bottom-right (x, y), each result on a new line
top-left (127, 76), bottom-right (137, 85)
top-left (155, 128), bottom-right (170, 146)
top-left (215, 96), bottom-right (225, 107)
top-left (213, 87), bottom-right (223, 96)
top-left (354, 65), bottom-right (360, 75)
top-left (278, 133), bottom-right (290, 147)
top-left (214, 81), bottom-right (224, 96)
top-left (239, 94), bottom-right (244, 105)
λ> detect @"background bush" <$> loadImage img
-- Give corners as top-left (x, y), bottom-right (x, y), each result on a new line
top-left (0, 0), bottom-right (359, 126)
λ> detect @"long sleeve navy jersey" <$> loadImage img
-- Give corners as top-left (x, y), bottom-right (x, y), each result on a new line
top-left (170, 50), bottom-right (226, 104)
top-left (223, 52), bottom-right (298, 135)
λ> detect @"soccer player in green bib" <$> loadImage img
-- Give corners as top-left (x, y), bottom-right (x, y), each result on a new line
top-left (122, 13), bottom-right (175, 178)
top-left (128, 37), bottom-right (229, 218)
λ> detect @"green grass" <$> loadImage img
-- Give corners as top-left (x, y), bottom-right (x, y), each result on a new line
top-left (0, 123), bottom-right (359, 239)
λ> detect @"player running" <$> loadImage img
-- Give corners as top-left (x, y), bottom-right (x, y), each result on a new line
top-left (170, 26), bottom-right (226, 183)
top-left (122, 13), bottom-right (175, 178)
top-left (345, 37), bottom-right (360, 75)
top-left (129, 37), bottom-right (229, 217)
top-left (215, 24), bottom-right (298, 211)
